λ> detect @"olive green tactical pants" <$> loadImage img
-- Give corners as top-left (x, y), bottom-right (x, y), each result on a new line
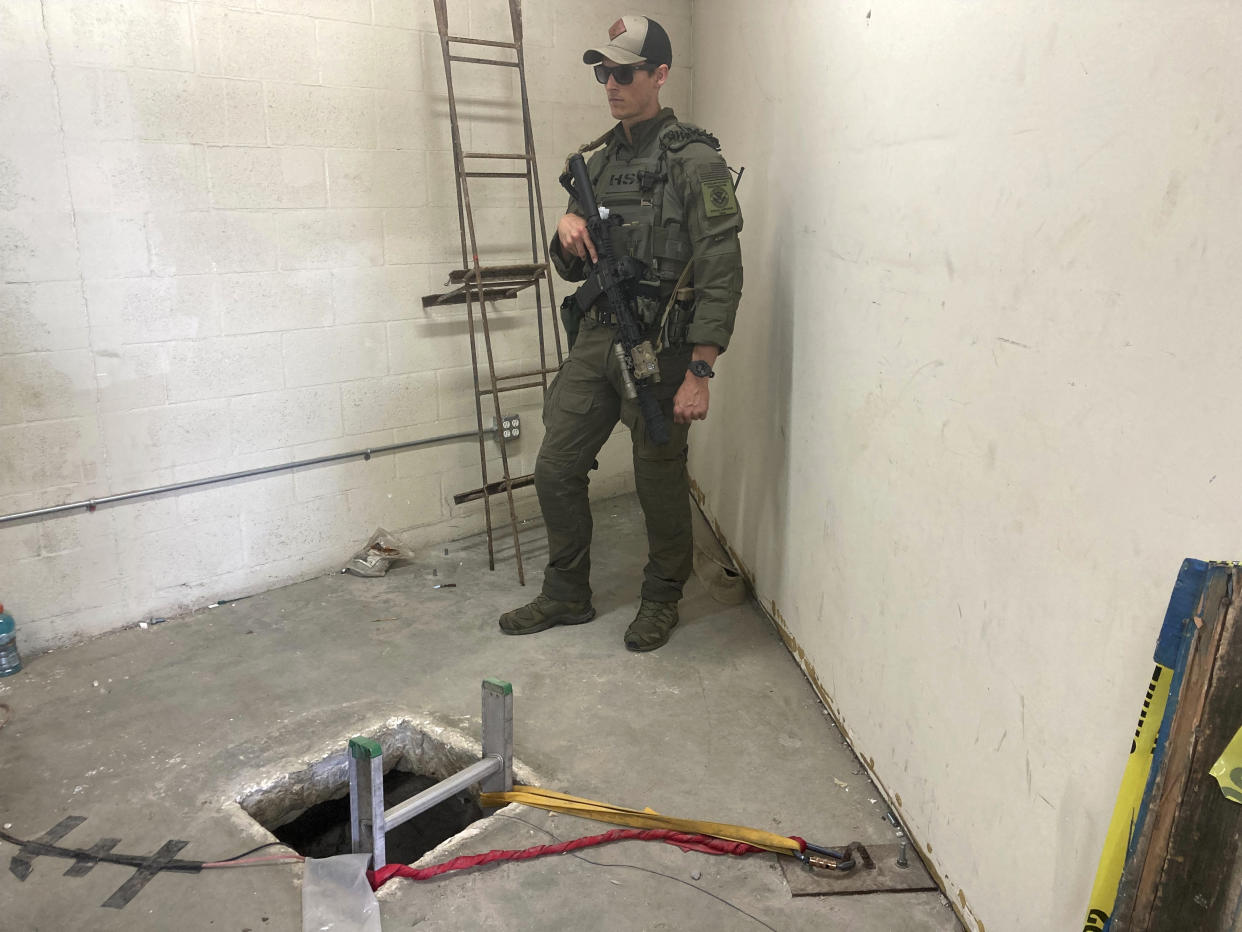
top-left (536, 315), bottom-right (694, 604)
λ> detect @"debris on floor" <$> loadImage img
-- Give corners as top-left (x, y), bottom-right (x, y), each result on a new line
top-left (690, 499), bottom-right (749, 605)
top-left (343, 528), bottom-right (416, 578)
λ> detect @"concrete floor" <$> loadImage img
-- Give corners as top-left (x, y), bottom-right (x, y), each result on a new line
top-left (0, 491), bottom-right (962, 931)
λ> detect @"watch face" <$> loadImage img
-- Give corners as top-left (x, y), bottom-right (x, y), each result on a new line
top-left (689, 360), bottom-right (713, 378)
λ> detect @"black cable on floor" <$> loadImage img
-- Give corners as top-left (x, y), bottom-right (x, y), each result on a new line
top-left (0, 828), bottom-right (204, 872)
top-left (494, 813), bottom-right (782, 932)
top-left (208, 842), bottom-right (299, 863)
top-left (0, 829), bottom-right (297, 874)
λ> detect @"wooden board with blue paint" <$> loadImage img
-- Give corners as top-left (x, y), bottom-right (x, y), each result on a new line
top-left (1105, 562), bottom-right (1242, 929)
top-left (1082, 558), bottom-right (1208, 931)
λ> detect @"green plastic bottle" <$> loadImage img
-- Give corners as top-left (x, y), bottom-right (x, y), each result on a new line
top-left (0, 603), bottom-right (22, 676)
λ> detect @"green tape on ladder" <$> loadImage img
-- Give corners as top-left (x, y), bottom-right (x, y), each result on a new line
top-left (349, 737), bottom-right (383, 759)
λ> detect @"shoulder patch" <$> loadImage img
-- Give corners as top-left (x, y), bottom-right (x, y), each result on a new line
top-left (660, 122), bottom-right (721, 152)
top-left (698, 161), bottom-right (738, 218)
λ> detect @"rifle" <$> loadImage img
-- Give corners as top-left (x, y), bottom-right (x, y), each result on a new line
top-left (559, 153), bottom-right (670, 446)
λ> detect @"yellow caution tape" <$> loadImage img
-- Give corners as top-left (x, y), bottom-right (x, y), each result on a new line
top-left (1209, 726), bottom-right (1242, 804)
top-left (1082, 665), bottom-right (1173, 932)
top-left (478, 785), bottom-right (804, 856)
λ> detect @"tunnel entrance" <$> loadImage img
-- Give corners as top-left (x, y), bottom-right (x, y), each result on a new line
top-left (261, 768), bottom-right (482, 861)
top-left (238, 719), bottom-right (501, 864)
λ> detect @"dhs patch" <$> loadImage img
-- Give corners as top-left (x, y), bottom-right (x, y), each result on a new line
top-left (700, 163), bottom-right (738, 218)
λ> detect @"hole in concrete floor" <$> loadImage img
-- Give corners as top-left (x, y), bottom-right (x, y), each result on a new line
top-left (267, 769), bottom-right (482, 861)
top-left (238, 719), bottom-right (499, 864)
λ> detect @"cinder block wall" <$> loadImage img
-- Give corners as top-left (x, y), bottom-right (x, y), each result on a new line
top-left (0, 0), bottom-right (691, 652)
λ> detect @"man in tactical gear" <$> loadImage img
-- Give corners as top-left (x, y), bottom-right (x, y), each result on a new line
top-left (498, 14), bottom-right (743, 651)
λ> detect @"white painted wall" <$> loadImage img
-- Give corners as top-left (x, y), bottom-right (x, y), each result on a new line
top-left (0, 0), bottom-right (691, 652)
top-left (690, 2), bottom-right (1242, 929)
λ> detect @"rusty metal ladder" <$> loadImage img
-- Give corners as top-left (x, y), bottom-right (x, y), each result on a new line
top-left (428, 0), bottom-right (563, 584)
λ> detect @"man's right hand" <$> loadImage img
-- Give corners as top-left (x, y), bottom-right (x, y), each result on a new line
top-left (557, 213), bottom-right (598, 264)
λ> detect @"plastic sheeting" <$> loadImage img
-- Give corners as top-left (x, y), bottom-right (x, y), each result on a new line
top-left (302, 854), bottom-right (381, 932)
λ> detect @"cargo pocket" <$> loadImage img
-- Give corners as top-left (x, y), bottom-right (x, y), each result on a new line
top-left (557, 389), bottom-right (594, 416)
top-left (543, 379), bottom-right (602, 466)
top-left (543, 367), bottom-right (593, 425)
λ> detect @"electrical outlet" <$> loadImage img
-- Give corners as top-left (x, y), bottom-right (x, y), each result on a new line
top-left (500, 414), bottom-right (520, 440)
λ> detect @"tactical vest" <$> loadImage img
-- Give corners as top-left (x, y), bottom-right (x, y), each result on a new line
top-left (584, 122), bottom-right (720, 325)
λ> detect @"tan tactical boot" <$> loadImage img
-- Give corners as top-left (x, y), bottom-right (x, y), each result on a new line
top-left (623, 599), bottom-right (679, 652)
top-left (499, 593), bottom-right (596, 635)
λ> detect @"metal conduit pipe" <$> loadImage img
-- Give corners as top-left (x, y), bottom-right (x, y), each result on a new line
top-left (0, 426), bottom-right (498, 526)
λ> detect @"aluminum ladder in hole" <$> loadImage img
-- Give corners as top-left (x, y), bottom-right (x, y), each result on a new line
top-left (426, 0), bottom-right (564, 586)
top-left (349, 678), bottom-right (514, 870)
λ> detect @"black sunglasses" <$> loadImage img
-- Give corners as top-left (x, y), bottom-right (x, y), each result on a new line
top-left (593, 63), bottom-right (657, 85)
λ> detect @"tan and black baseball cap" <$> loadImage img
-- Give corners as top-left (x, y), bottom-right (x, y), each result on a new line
top-left (582, 16), bottom-right (672, 68)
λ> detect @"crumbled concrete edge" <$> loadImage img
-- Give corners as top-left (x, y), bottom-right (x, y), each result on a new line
top-left (220, 713), bottom-right (543, 885)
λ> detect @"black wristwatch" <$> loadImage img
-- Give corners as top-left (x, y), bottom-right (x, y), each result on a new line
top-left (687, 360), bottom-right (715, 379)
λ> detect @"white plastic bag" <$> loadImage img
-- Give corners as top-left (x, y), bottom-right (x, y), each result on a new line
top-left (343, 528), bottom-right (416, 578)
top-left (302, 854), bottom-right (382, 932)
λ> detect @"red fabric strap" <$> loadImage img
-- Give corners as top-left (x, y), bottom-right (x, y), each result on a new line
top-left (368, 828), bottom-right (769, 890)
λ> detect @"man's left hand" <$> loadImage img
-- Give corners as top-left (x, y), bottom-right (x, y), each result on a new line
top-left (673, 373), bottom-right (710, 424)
